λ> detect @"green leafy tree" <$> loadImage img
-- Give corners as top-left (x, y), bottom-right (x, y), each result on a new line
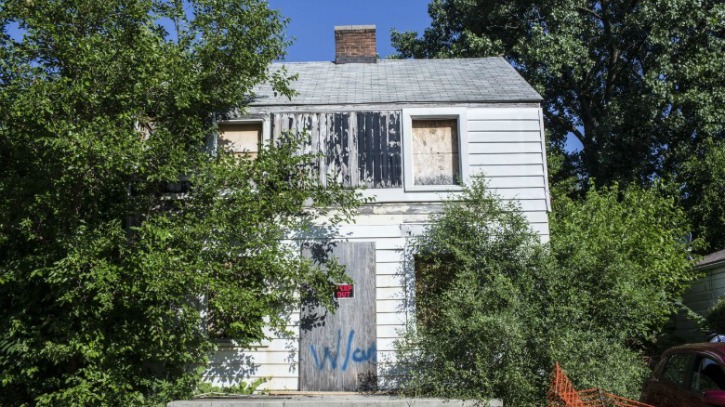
top-left (396, 179), bottom-right (697, 404)
top-left (550, 184), bottom-right (700, 348)
top-left (392, 0), bottom-right (724, 190)
top-left (679, 139), bottom-right (725, 252)
top-left (0, 1), bottom-right (362, 405)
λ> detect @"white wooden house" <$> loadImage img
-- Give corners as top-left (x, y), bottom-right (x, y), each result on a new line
top-left (675, 248), bottom-right (725, 342)
top-left (205, 25), bottom-right (550, 392)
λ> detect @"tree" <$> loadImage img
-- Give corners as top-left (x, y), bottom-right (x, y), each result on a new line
top-left (396, 179), bottom-right (697, 405)
top-left (679, 139), bottom-right (725, 252)
top-left (549, 183), bottom-right (700, 347)
top-left (391, 0), bottom-right (725, 191)
top-left (0, 1), bottom-right (362, 404)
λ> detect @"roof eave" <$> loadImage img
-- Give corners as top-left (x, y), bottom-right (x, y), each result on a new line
top-left (248, 98), bottom-right (544, 108)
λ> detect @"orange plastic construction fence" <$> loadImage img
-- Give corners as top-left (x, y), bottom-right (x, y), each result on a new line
top-left (547, 363), bottom-right (654, 407)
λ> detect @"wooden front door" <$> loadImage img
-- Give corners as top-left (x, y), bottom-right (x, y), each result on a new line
top-left (300, 242), bottom-right (377, 391)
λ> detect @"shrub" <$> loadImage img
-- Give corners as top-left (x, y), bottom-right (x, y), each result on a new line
top-left (707, 297), bottom-right (725, 334)
top-left (395, 179), bottom-right (696, 405)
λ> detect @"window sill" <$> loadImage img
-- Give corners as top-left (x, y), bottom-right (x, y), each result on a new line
top-left (404, 184), bottom-right (464, 193)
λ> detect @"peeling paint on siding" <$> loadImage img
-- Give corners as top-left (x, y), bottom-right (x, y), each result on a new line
top-left (271, 112), bottom-right (402, 188)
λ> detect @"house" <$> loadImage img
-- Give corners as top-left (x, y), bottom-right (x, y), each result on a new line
top-left (676, 248), bottom-right (725, 341)
top-left (205, 25), bottom-right (550, 392)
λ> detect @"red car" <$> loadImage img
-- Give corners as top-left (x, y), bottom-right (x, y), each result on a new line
top-left (643, 343), bottom-right (725, 406)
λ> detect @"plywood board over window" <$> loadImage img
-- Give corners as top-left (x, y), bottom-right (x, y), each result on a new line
top-left (218, 122), bottom-right (262, 158)
top-left (412, 119), bottom-right (459, 185)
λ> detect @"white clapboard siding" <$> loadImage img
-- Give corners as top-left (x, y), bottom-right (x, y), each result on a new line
top-left (376, 262), bottom-right (400, 275)
top-left (468, 120), bottom-right (541, 132)
top-left (482, 176), bottom-right (547, 189)
top-left (361, 190), bottom-right (548, 211)
top-left (344, 214), bottom-right (432, 225)
top-left (206, 363), bottom-right (297, 379)
top-left (465, 106), bottom-right (549, 213)
top-left (252, 338), bottom-right (299, 352)
top-left (364, 188), bottom-right (546, 203)
top-left (377, 274), bottom-right (405, 288)
top-left (209, 350), bottom-right (296, 366)
top-left (469, 142), bottom-right (542, 154)
top-left (377, 287), bottom-right (406, 301)
top-left (376, 250), bottom-right (405, 263)
top-left (467, 107), bottom-right (540, 121)
top-left (521, 211), bottom-right (549, 224)
top-left (513, 199), bottom-right (549, 212)
top-left (526, 223), bottom-right (549, 236)
top-left (377, 312), bottom-right (407, 325)
top-left (377, 338), bottom-right (398, 352)
top-left (469, 152), bottom-right (543, 166)
top-left (469, 131), bottom-right (542, 143)
top-left (377, 299), bottom-right (406, 313)
top-left (377, 324), bottom-right (405, 338)
top-left (471, 164), bottom-right (545, 177)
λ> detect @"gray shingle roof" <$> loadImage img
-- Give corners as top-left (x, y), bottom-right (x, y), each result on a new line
top-left (698, 248), bottom-right (725, 268)
top-left (249, 57), bottom-right (543, 106)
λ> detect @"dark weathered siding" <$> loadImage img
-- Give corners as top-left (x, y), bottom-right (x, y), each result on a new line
top-left (271, 112), bottom-right (401, 188)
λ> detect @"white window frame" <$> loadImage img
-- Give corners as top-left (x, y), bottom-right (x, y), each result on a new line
top-left (402, 107), bottom-right (469, 192)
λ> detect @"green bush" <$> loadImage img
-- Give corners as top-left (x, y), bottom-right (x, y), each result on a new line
top-left (194, 378), bottom-right (268, 397)
top-left (395, 179), bottom-right (696, 405)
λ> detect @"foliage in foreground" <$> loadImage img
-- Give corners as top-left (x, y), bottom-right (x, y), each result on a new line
top-left (395, 179), bottom-right (697, 405)
top-left (707, 297), bottom-right (725, 335)
top-left (0, 1), bottom-right (363, 405)
top-left (193, 377), bottom-right (267, 397)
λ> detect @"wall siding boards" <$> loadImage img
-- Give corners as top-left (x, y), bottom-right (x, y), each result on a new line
top-left (675, 264), bottom-right (725, 342)
top-left (270, 111), bottom-right (402, 188)
top-left (206, 106), bottom-right (550, 391)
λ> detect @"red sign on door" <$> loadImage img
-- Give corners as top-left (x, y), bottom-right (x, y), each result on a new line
top-left (335, 284), bottom-right (354, 299)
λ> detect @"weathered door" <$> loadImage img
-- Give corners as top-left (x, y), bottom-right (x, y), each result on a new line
top-left (300, 242), bottom-right (377, 391)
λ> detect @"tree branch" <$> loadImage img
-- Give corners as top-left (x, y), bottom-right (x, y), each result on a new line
top-left (576, 6), bottom-right (603, 21)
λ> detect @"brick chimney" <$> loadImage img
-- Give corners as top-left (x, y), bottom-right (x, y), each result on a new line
top-left (334, 25), bottom-right (376, 64)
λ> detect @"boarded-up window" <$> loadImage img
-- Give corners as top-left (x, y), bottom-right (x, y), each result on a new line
top-left (270, 111), bottom-right (402, 188)
top-left (412, 120), bottom-right (459, 185)
top-left (218, 122), bottom-right (262, 158)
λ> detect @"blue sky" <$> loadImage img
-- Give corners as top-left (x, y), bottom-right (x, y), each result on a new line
top-left (266, 0), bottom-right (432, 62)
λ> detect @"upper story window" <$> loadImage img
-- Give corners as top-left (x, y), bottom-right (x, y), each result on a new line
top-left (217, 121), bottom-right (264, 158)
top-left (403, 108), bottom-right (469, 191)
top-left (411, 119), bottom-right (460, 186)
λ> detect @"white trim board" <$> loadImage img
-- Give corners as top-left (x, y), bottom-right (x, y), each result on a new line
top-left (402, 107), bottom-right (470, 192)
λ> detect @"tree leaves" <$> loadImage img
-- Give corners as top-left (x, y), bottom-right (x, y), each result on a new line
top-left (0, 1), bottom-right (363, 404)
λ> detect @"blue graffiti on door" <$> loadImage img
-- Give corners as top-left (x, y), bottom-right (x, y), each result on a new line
top-left (309, 329), bottom-right (376, 371)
